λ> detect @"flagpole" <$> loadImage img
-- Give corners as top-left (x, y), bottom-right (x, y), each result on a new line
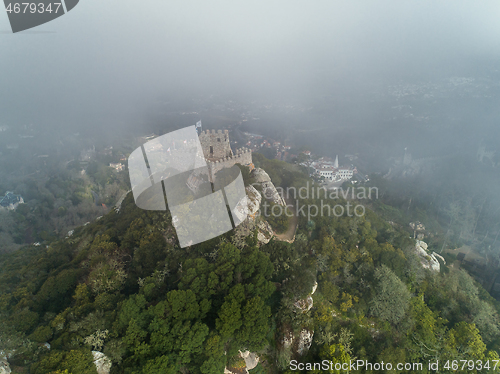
top-left (195, 120), bottom-right (203, 135)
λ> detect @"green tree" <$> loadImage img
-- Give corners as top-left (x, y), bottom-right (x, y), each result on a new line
top-left (369, 265), bottom-right (410, 326)
top-left (447, 322), bottom-right (487, 360)
top-left (216, 299), bottom-right (242, 339)
top-left (29, 325), bottom-right (53, 343)
top-left (32, 350), bottom-right (97, 374)
top-left (237, 296), bottom-right (271, 350)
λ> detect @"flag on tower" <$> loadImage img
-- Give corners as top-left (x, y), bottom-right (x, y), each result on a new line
top-left (196, 120), bottom-right (202, 128)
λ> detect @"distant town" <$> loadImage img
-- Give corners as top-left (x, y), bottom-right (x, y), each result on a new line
top-left (239, 130), bottom-right (367, 189)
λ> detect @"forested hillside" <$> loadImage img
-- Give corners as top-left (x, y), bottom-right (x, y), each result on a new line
top-left (0, 156), bottom-right (499, 373)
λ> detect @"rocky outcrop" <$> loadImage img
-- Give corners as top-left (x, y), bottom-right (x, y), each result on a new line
top-left (0, 356), bottom-right (11, 374)
top-left (245, 185), bottom-right (262, 218)
top-left (251, 167), bottom-right (271, 184)
top-left (224, 350), bottom-right (260, 374)
top-left (239, 350), bottom-right (259, 370)
top-left (297, 329), bottom-right (314, 356)
top-left (233, 167), bottom-right (289, 246)
top-left (294, 296), bottom-right (314, 312)
top-left (231, 185), bottom-right (272, 247)
top-left (433, 252), bottom-right (446, 265)
top-left (250, 168), bottom-right (286, 206)
top-left (410, 221), bottom-right (426, 239)
top-left (256, 220), bottom-right (274, 244)
top-left (311, 281), bottom-right (318, 295)
top-left (262, 181), bottom-right (286, 206)
top-left (409, 222), bottom-right (425, 231)
top-left (92, 351), bottom-right (111, 374)
top-left (233, 185), bottom-right (261, 223)
top-left (281, 328), bottom-right (314, 357)
top-left (282, 331), bottom-right (294, 350)
top-left (294, 281), bottom-right (317, 312)
top-left (280, 281), bottom-right (317, 358)
top-left (415, 240), bottom-right (440, 272)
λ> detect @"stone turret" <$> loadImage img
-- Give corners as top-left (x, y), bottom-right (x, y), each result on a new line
top-left (199, 129), bottom-right (233, 161)
top-left (198, 130), bottom-right (253, 182)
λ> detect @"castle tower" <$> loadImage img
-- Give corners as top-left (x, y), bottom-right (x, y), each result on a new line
top-left (199, 129), bottom-right (233, 161)
top-left (198, 129), bottom-right (253, 183)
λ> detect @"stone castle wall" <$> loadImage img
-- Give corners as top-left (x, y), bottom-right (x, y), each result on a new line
top-left (199, 129), bottom-right (233, 161)
top-left (207, 148), bottom-right (253, 177)
top-left (198, 129), bottom-right (253, 182)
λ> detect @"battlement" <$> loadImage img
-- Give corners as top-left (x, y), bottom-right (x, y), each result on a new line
top-left (207, 147), bottom-right (252, 164)
top-left (198, 129), bottom-right (253, 182)
top-left (206, 148), bottom-right (253, 181)
top-left (199, 129), bottom-right (232, 161)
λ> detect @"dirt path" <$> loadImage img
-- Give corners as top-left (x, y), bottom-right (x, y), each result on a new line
top-left (275, 197), bottom-right (299, 243)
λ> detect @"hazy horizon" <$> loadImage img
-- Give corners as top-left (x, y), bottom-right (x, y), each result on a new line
top-left (1, 1), bottom-right (500, 134)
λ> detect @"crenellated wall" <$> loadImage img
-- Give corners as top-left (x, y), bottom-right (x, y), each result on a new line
top-left (199, 129), bottom-right (233, 161)
top-left (207, 147), bottom-right (253, 178)
top-left (198, 129), bottom-right (253, 182)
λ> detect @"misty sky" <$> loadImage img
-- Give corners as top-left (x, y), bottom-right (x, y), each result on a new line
top-left (1, 0), bottom-right (500, 132)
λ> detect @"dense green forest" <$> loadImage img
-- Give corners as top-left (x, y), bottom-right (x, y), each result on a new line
top-left (1, 154), bottom-right (500, 373)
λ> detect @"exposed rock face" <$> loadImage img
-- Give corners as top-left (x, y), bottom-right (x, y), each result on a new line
top-left (294, 296), bottom-right (314, 312)
top-left (250, 168), bottom-right (286, 206)
top-left (239, 350), bottom-right (259, 370)
top-left (92, 351), bottom-right (112, 374)
top-left (0, 357), bottom-right (11, 374)
top-left (224, 351), bottom-right (260, 374)
top-left (433, 252), bottom-right (446, 265)
top-left (415, 240), bottom-right (440, 272)
top-left (294, 281), bottom-right (317, 312)
top-left (297, 329), bottom-right (314, 356)
top-left (232, 167), bottom-right (290, 246)
top-left (311, 281), bottom-right (318, 295)
top-left (256, 220), bottom-right (274, 245)
top-left (410, 221), bottom-right (426, 239)
top-left (245, 185), bottom-right (262, 214)
top-left (233, 185), bottom-right (261, 223)
top-left (409, 222), bottom-right (425, 231)
top-left (281, 281), bottom-right (317, 357)
top-left (231, 184), bottom-right (273, 246)
top-left (417, 240), bottom-right (428, 251)
top-left (262, 181), bottom-right (286, 206)
top-left (279, 327), bottom-right (314, 360)
top-left (282, 331), bottom-right (294, 350)
top-left (251, 167), bottom-right (271, 184)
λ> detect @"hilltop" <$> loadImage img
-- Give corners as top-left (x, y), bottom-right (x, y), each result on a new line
top-left (0, 154), bottom-right (499, 374)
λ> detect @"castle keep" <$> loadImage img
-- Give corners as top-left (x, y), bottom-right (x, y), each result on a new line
top-left (199, 129), bottom-right (253, 179)
top-left (199, 129), bottom-right (233, 161)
